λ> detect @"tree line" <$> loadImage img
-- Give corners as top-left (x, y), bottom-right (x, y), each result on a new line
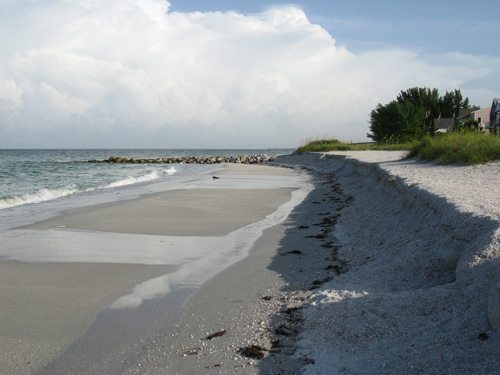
top-left (368, 87), bottom-right (477, 142)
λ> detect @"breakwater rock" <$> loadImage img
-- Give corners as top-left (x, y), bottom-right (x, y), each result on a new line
top-left (85, 154), bottom-right (275, 165)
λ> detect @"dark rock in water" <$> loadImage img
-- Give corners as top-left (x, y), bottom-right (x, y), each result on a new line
top-left (84, 154), bottom-right (276, 165)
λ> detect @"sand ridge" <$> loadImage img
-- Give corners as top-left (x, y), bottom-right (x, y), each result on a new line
top-left (276, 152), bottom-right (500, 374)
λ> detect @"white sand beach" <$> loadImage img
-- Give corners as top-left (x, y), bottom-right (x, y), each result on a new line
top-left (273, 152), bottom-right (500, 374)
top-left (140, 151), bottom-right (500, 374)
top-left (2, 153), bottom-right (500, 374)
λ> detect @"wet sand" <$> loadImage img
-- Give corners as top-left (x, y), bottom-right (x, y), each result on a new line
top-left (0, 163), bottom-right (307, 375)
top-left (20, 188), bottom-right (295, 236)
top-left (0, 262), bottom-right (175, 375)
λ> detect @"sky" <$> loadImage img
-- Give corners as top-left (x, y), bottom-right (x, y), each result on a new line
top-left (0, 0), bottom-right (499, 149)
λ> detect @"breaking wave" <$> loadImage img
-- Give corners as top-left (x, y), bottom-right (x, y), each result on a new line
top-left (0, 167), bottom-right (177, 210)
top-left (0, 187), bottom-right (82, 210)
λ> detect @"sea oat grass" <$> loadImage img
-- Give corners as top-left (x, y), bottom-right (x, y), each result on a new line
top-left (296, 133), bottom-right (500, 165)
top-left (295, 138), bottom-right (412, 154)
top-left (407, 132), bottom-right (500, 165)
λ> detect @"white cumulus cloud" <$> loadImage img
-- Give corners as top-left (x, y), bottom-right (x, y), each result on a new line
top-left (0, 0), bottom-right (497, 148)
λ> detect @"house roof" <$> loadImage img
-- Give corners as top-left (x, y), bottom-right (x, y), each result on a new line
top-left (457, 108), bottom-right (475, 119)
top-left (434, 118), bottom-right (454, 130)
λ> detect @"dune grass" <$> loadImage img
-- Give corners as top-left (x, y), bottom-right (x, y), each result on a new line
top-left (296, 133), bottom-right (500, 165)
top-left (407, 132), bottom-right (500, 165)
top-left (295, 139), bottom-right (412, 154)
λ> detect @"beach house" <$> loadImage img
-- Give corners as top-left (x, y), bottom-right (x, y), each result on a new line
top-left (473, 107), bottom-right (492, 132)
top-left (490, 98), bottom-right (500, 135)
top-left (456, 107), bottom-right (492, 132)
top-left (438, 101), bottom-right (498, 134)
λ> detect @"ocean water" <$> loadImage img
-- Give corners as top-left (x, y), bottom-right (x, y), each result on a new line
top-left (0, 149), bottom-right (293, 211)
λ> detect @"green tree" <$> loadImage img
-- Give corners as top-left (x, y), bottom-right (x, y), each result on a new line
top-left (368, 99), bottom-right (426, 142)
top-left (368, 101), bottom-right (403, 142)
top-left (397, 87), bottom-right (440, 109)
top-left (439, 89), bottom-right (471, 118)
top-left (368, 87), bottom-right (474, 142)
top-left (397, 87), bottom-right (440, 133)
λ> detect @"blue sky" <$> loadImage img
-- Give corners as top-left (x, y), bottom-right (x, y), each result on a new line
top-left (0, 0), bottom-right (498, 148)
top-left (170, 0), bottom-right (499, 55)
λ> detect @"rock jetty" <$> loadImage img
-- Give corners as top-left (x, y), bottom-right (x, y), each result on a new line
top-left (85, 154), bottom-right (275, 165)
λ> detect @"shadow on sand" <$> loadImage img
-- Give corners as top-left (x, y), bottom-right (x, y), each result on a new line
top-left (256, 153), bottom-right (500, 374)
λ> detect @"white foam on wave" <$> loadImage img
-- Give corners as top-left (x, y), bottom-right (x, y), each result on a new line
top-left (163, 167), bottom-right (177, 176)
top-left (0, 187), bottom-right (82, 210)
top-left (101, 169), bottom-right (167, 189)
top-left (0, 168), bottom-right (178, 210)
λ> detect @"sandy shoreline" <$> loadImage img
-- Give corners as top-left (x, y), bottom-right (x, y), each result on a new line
top-left (19, 188), bottom-right (295, 236)
top-left (0, 262), bottom-right (175, 375)
top-left (2, 153), bottom-right (500, 374)
top-left (137, 151), bottom-right (500, 374)
top-left (138, 159), bottom-right (350, 374)
top-left (0, 163), bottom-right (309, 375)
